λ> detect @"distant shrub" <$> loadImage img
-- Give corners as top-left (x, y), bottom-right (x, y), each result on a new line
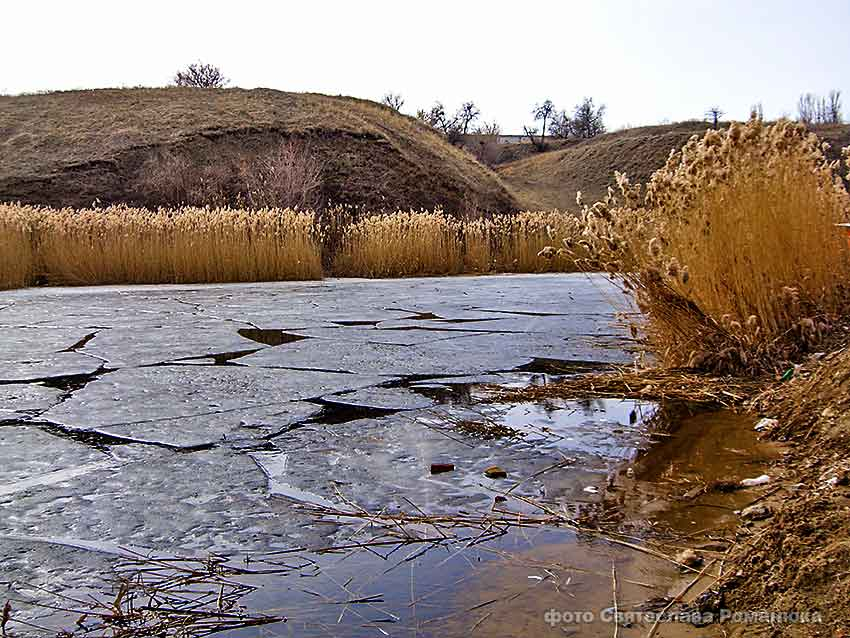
top-left (173, 63), bottom-right (228, 88)
top-left (381, 93), bottom-right (404, 111)
top-left (471, 135), bottom-right (502, 167)
top-left (135, 141), bottom-right (324, 210)
top-left (571, 98), bottom-right (606, 139)
top-left (239, 142), bottom-right (325, 210)
top-left (137, 151), bottom-right (232, 207)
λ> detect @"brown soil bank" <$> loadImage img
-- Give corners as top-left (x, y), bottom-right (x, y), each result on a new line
top-left (0, 88), bottom-right (518, 213)
top-left (498, 121), bottom-right (850, 210)
top-left (723, 346), bottom-right (850, 637)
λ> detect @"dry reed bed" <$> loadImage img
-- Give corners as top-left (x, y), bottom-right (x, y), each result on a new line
top-left (332, 210), bottom-right (584, 277)
top-left (0, 206), bottom-right (34, 290)
top-left (0, 205), bottom-right (584, 288)
top-left (568, 119), bottom-right (850, 374)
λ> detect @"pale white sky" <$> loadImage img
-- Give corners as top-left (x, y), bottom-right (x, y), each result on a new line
top-left (3, 0), bottom-right (849, 132)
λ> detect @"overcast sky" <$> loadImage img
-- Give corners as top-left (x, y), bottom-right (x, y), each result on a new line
top-left (3, 0), bottom-right (849, 132)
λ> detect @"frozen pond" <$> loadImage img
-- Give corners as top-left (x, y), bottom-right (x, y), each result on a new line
top-left (0, 273), bottom-right (710, 637)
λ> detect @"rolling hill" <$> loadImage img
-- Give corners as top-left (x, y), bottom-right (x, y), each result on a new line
top-left (0, 88), bottom-right (519, 213)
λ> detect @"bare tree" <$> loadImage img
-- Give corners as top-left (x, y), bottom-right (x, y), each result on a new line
top-left (798, 91), bottom-right (843, 125)
top-left (173, 63), bottom-right (228, 88)
top-left (474, 121), bottom-right (501, 136)
top-left (522, 125), bottom-right (540, 147)
top-left (571, 98), bottom-right (606, 138)
top-left (419, 102), bottom-right (463, 144)
top-left (421, 102), bottom-right (449, 130)
top-left (533, 100), bottom-right (555, 139)
top-left (797, 94), bottom-right (817, 124)
top-left (827, 90), bottom-right (842, 123)
top-left (381, 92), bottom-right (405, 111)
top-left (705, 106), bottom-right (724, 129)
top-left (456, 101), bottom-right (481, 135)
top-left (549, 110), bottom-right (573, 139)
top-left (522, 101), bottom-right (555, 150)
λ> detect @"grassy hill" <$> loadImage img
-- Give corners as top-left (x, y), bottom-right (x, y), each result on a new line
top-left (0, 88), bottom-right (518, 213)
top-left (497, 121), bottom-right (850, 210)
top-left (496, 121), bottom-right (719, 210)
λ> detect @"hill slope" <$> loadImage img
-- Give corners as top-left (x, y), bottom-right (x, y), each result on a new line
top-left (0, 88), bottom-right (518, 212)
top-left (496, 122), bottom-right (715, 210)
top-left (498, 121), bottom-right (850, 210)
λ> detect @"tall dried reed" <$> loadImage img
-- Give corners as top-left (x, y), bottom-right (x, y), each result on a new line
top-left (31, 206), bottom-right (323, 285)
top-left (466, 211), bottom-right (586, 273)
top-left (574, 119), bottom-right (850, 373)
top-left (0, 205), bottom-right (585, 289)
top-left (0, 204), bottom-right (35, 289)
top-left (331, 210), bottom-right (584, 277)
top-left (331, 210), bottom-right (467, 277)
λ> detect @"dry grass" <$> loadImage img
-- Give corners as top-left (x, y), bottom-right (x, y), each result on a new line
top-left (331, 210), bottom-right (584, 277)
top-left (573, 119), bottom-right (850, 374)
top-left (0, 205), bottom-right (585, 288)
top-left (331, 210), bottom-right (467, 277)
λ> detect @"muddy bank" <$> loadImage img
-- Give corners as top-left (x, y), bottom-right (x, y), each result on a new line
top-left (720, 347), bottom-right (850, 638)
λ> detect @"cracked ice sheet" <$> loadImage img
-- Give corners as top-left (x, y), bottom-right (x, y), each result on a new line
top-left (0, 326), bottom-right (98, 359)
top-left (375, 313), bottom-right (631, 336)
top-left (322, 386), bottom-right (436, 411)
top-left (0, 352), bottom-right (103, 383)
top-left (77, 320), bottom-right (268, 368)
top-left (279, 326), bottom-right (480, 347)
top-left (239, 330), bottom-right (632, 377)
top-left (40, 365), bottom-right (389, 448)
top-left (0, 326), bottom-right (104, 382)
top-left (252, 399), bottom-right (651, 514)
top-left (0, 383), bottom-right (64, 421)
top-left (0, 424), bottom-right (109, 486)
top-left (0, 540), bottom-right (123, 635)
top-left (0, 291), bottom-right (232, 329)
top-left (0, 444), bottom-right (327, 553)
